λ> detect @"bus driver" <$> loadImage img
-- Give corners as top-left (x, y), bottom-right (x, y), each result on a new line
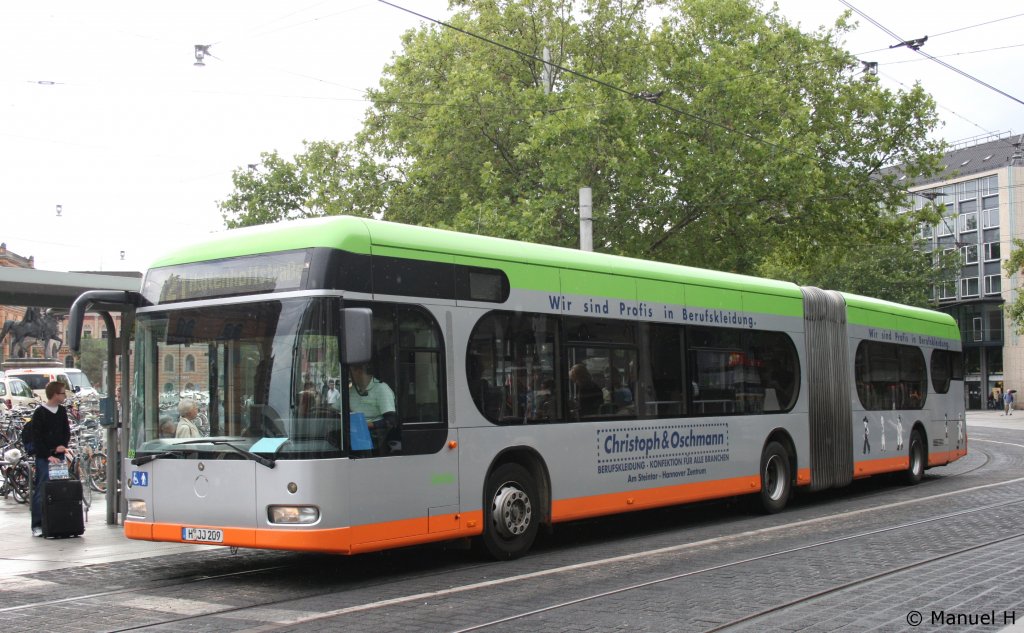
top-left (348, 363), bottom-right (397, 452)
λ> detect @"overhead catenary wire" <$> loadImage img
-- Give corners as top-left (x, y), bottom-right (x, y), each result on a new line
top-left (882, 42), bottom-right (1024, 66)
top-left (839, 0), bottom-right (1024, 108)
top-left (875, 70), bottom-right (1014, 151)
top-left (856, 10), bottom-right (1024, 54)
top-left (930, 11), bottom-right (1024, 39)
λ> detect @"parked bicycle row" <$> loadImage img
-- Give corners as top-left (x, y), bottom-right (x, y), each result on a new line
top-left (2, 394), bottom-right (110, 512)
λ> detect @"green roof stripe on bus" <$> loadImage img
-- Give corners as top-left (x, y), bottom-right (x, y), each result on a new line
top-left (149, 217), bottom-right (374, 267)
top-left (843, 292), bottom-right (958, 339)
top-left (149, 217), bottom-right (948, 328)
top-left (361, 218), bottom-right (805, 315)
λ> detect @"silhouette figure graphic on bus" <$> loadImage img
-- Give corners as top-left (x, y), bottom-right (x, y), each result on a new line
top-left (862, 415), bottom-right (871, 454)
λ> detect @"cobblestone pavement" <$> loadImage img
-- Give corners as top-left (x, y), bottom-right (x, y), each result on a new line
top-left (0, 412), bottom-right (1022, 633)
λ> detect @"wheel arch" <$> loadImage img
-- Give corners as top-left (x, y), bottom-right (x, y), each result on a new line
top-left (912, 420), bottom-right (929, 468)
top-left (485, 446), bottom-right (552, 526)
top-left (764, 427), bottom-right (798, 485)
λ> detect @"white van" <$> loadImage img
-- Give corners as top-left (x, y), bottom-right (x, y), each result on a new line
top-left (5, 367), bottom-right (99, 401)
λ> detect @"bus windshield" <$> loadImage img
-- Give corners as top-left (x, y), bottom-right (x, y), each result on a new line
top-left (130, 297), bottom-right (344, 459)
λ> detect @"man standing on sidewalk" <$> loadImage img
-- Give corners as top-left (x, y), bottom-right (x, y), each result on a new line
top-left (25, 381), bottom-right (70, 537)
top-left (1003, 389), bottom-right (1015, 416)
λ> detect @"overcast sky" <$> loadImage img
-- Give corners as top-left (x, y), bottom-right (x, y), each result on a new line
top-left (1, 1), bottom-right (1020, 274)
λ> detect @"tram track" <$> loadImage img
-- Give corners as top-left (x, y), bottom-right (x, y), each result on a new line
top-left (699, 530), bottom-right (1024, 632)
top-left (447, 497), bottom-right (1024, 633)
top-left (95, 475), bottom-right (1024, 632)
top-left (4, 441), bottom-right (1016, 631)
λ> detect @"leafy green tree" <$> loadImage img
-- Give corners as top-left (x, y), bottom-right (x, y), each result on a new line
top-left (759, 202), bottom-right (959, 306)
top-left (219, 0), bottom-right (946, 304)
top-left (220, 142), bottom-right (388, 228)
top-left (78, 338), bottom-right (107, 388)
top-left (1004, 239), bottom-right (1024, 333)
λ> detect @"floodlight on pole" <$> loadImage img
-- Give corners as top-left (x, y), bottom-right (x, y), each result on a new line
top-left (194, 44), bottom-right (211, 67)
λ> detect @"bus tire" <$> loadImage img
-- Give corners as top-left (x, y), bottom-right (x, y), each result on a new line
top-left (758, 441), bottom-right (791, 514)
top-left (481, 463), bottom-right (539, 560)
top-left (901, 429), bottom-right (925, 485)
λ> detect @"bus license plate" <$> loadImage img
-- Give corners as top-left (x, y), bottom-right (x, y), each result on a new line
top-left (181, 527), bottom-right (223, 543)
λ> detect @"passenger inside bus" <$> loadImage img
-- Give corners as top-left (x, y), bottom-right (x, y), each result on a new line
top-left (348, 363), bottom-right (398, 453)
top-left (569, 363), bottom-right (603, 418)
top-left (158, 415), bottom-right (176, 439)
top-left (467, 354), bottom-right (503, 419)
top-left (296, 380), bottom-right (318, 418)
top-left (602, 366), bottom-right (634, 414)
top-left (527, 378), bottom-right (555, 421)
top-left (176, 398), bottom-right (203, 438)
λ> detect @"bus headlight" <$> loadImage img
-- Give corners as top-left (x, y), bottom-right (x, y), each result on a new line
top-left (127, 499), bottom-right (148, 519)
top-left (268, 505), bottom-right (319, 525)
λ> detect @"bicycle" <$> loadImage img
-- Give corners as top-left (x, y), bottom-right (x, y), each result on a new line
top-left (86, 451), bottom-right (109, 494)
top-left (1, 447), bottom-right (31, 504)
top-left (59, 450), bottom-right (92, 511)
top-left (69, 420), bottom-right (109, 494)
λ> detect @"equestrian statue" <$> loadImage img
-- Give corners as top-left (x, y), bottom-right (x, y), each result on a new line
top-left (0, 307), bottom-right (64, 359)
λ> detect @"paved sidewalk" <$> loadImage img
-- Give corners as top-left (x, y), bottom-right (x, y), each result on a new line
top-left (969, 406), bottom-right (1024, 430)
top-left (0, 489), bottom-right (212, 576)
top-left (0, 410), bottom-right (1019, 577)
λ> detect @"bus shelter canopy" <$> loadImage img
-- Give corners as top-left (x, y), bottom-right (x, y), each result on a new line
top-left (0, 268), bottom-right (141, 310)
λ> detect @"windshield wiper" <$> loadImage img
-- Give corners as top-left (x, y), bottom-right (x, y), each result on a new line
top-left (131, 451), bottom-right (178, 466)
top-left (207, 440), bottom-right (276, 468)
top-left (130, 439), bottom-right (277, 468)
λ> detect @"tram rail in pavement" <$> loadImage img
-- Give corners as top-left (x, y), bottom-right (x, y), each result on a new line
top-left (0, 410), bottom-right (1019, 577)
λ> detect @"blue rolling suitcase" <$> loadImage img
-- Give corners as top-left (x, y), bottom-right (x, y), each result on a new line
top-left (42, 479), bottom-right (85, 538)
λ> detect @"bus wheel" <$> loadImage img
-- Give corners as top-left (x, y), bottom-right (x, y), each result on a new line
top-left (758, 441), bottom-right (791, 514)
top-left (901, 430), bottom-right (925, 485)
top-left (482, 463), bottom-right (539, 560)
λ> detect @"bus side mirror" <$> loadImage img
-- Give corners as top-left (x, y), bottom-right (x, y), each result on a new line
top-left (341, 308), bottom-right (373, 365)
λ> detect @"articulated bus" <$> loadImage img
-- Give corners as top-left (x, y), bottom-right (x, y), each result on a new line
top-left (69, 216), bottom-right (966, 559)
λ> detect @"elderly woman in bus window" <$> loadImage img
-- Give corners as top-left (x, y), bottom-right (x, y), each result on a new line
top-left (176, 398), bottom-right (202, 438)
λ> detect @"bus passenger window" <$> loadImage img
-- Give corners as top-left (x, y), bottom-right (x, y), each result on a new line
top-left (686, 327), bottom-right (798, 415)
top-left (637, 324), bottom-right (685, 418)
top-left (856, 341), bottom-right (926, 410)
top-left (467, 312), bottom-right (559, 425)
top-left (930, 349), bottom-right (963, 394)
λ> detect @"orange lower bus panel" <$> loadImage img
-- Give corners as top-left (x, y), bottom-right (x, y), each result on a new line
top-left (929, 447), bottom-right (968, 467)
top-left (853, 456), bottom-right (910, 478)
top-left (127, 476), bottom-right (767, 554)
top-left (127, 510), bottom-right (485, 555)
top-left (551, 475), bottom-right (761, 523)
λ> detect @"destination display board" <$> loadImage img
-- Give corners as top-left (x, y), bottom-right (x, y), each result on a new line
top-left (143, 250), bottom-right (310, 304)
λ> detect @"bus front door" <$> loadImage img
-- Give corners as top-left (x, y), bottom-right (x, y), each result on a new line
top-left (346, 428), bottom-right (460, 547)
